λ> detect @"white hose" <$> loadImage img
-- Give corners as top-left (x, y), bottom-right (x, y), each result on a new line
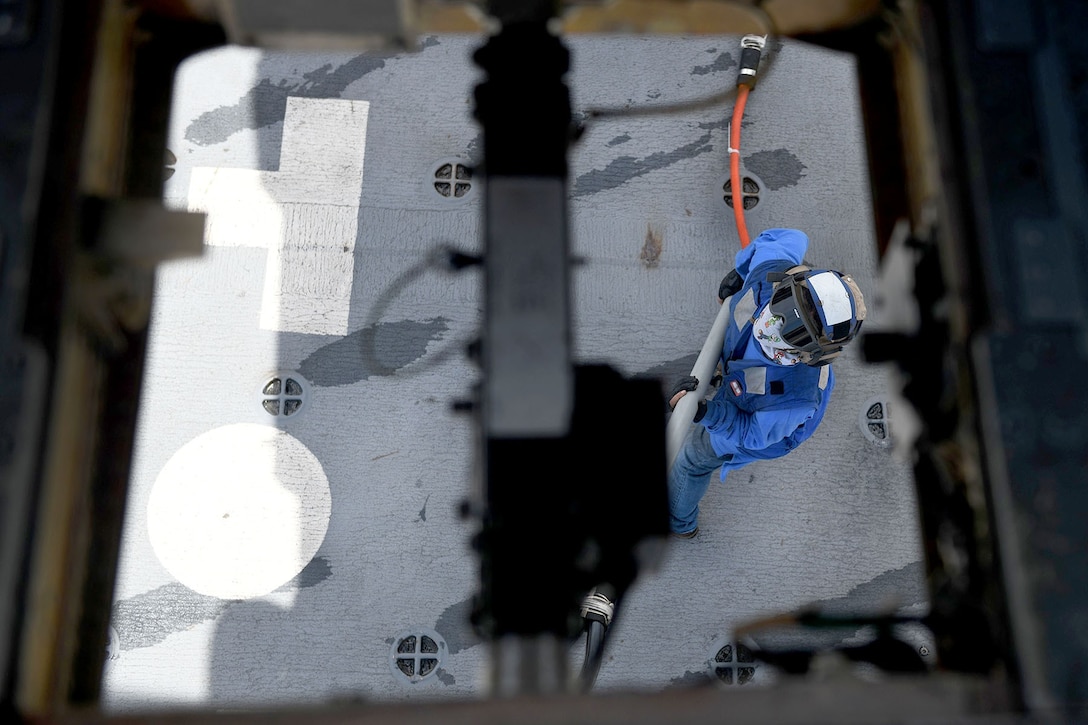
top-left (666, 297), bottom-right (733, 470)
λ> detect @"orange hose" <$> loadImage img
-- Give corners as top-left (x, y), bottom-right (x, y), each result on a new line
top-left (730, 85), bottom-right (751, 248)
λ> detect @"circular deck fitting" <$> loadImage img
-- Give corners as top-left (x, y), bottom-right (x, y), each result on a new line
top-left (430, 158), bottom-right (474, 203)
top-left (710, 641), bottom-right (756, 685)
top-left (260, 372), bottom-right (309, 418)
top-left (390, 628), bottom-right (447, 686)
top-left (706, 635), bottom-right (774, 687)
top-left (719, 172), bottom-right (764, 212)
top-left (859, 395), bottom-right (893, 448)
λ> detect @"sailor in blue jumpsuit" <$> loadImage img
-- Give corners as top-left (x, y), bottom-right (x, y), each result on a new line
top-left (667, 228), bottom-right (867, 537)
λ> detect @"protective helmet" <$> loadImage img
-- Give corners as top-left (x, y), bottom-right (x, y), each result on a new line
top-left (765, 266), bottom-right (867, 366)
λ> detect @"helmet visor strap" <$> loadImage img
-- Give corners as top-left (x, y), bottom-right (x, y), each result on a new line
top-left (768, 280), bottom-right (821, 354)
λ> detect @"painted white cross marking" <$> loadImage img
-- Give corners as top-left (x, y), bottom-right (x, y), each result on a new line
top-left (187, 97), bottom-right (368, 335)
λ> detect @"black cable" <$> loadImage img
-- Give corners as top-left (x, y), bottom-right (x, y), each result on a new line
top-left (359, 244), bottom-right (482, 377)
top-left (578, 585), bottom-right (623, 692)
top-left (580, 618), bottom-right (608, 692)
top-left (733, 606), bottom-right (935, 676)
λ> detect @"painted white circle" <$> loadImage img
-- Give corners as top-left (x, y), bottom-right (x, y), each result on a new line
top-left (147, 423), bottom-right (332, 599)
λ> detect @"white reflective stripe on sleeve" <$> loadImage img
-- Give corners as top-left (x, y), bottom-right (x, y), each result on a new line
top-left (734, 289), bottom-right (756, 329)
top-left (809, 272), bottom-right (852, 325)
top-left (743, 366), bottom-right (766, 395)
top-left (819, 365), bottom-right (830, 390)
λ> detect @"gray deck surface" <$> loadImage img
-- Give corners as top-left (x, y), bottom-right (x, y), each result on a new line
top-left (101, 33), bottom-right (928, 712)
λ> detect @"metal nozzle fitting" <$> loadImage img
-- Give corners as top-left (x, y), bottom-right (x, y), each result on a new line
top-left (580, 590), bottom-right (615, 626)
top-left (737, 34), bottom-right (767, 88)
top-left (741, 34), bottom-right (767, 51)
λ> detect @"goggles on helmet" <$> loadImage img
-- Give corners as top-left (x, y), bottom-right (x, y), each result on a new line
top-left (764, 267), bottom-right (865, 366)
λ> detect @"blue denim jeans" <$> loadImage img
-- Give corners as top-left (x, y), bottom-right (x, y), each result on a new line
top-left (667, 424), bottom-right (734, 534)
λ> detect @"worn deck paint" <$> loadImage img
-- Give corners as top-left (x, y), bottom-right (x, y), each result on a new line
top-left (103, 34), bottom-right (926, 710)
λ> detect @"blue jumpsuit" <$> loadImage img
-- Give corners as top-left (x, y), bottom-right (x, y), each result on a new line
top-left (668, 228), bottom-right (835, 534)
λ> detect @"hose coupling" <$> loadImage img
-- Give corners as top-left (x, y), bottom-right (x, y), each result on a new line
top-left (738, 34), bottom-right (767, 88)
top-left (580, 590), bottom-right (615, 626)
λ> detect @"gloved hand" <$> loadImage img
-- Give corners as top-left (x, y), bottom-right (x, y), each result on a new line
top-left (668, 375), bottom-right (698, 409)
top-left (668, 376), bottom-right (709, 423)
top-left (718, 268), bottom-right (743, 304)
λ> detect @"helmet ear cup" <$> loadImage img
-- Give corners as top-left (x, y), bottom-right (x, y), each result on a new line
top-left (830, 272), bottom-right (865, 347)
top-left (839, 273), bottom-right (867, 322)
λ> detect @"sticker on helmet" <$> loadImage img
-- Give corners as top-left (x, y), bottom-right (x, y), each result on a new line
top-left (809, 272), bottom-right (853, 325)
